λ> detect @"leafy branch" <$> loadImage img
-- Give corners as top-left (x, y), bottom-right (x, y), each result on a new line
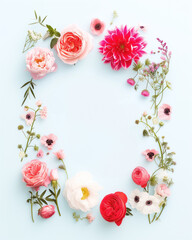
top-left (29, 10), bottom-right (47, 27)
top-left (45, 188), bottom-right (61, 216)
top-left (21, 78), bottom-right (36, 106)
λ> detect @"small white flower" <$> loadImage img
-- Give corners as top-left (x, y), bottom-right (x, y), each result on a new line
top-left (129, 189), bottom-right (145, 211)
top-left (28, 30), bottom-right (42, 42)
top-left (157, 169), bottom-right (169, 183)
top-left (64, 171), bottom-right (102, 212)
top-left (19, 151), bottom-right (25, 158)
top-left (139, 193), bottom-right (160, 215)
top-left (152, 117), bottom-right (159, 125)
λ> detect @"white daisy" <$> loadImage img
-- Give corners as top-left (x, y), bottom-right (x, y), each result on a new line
top-left (157, 169), bottom-right (169, 183)
top-left (64, 171), bottom-right (102, 212)
top-left (139, 193), bottom-right (160, 215)
top-left (129, 189), bottom-right (145, 211)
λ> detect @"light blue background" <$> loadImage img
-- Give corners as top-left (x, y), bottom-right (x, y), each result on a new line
top-left (1, 0), bottom-right (192, 239)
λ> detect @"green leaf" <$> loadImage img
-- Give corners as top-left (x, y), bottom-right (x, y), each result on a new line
top-left (34, 10), bottom-right (37, 19)
top-left (40, 199), bottom-right (48, 205)
top-left (143, 129), bottom-right (149, 136)
top-left (54, 31), bottom-right (61, 37)
top-left (21, 95), bottom-right (27, 106)
top-left (57, 189), bottom-right (61, 198)
top-left (39, 16), bottom-right (41, 22)
top-left (21, 81), bottom-right (31, 88)
top-left (40, 190), bottom-right (46, 199)
top-left (46, 24), bottom-right (53, 31)
top-left (50, 38), bottom-right (58, 49)
top-left (42, 16), bottom-right (47, 23)
top-left (49, 189), bottom-right (55, 196)
top-left (29, 87), bottom-right (36, 98)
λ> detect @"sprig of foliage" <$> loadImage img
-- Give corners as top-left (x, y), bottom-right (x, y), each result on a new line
top-left (23, 30), bottom-right (42, 53)
top-left (126, 207), bottom-right (133, 216)
top-left (21, 79), bottom-right (36, 106)
top-left (46, 188), bottom-right (61, 216)
top-left (29, 10), bottom-right (47, 27)
top-left (43, 25), bottom-right (61, 48)
top-left (110, 10), bottom-right (118, 25)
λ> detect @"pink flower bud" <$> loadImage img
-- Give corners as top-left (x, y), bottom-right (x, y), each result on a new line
top-left (36, 100), bottom-right (42, 107)
top-left (127, 78), bottom-right (135, 86)
top-left (155, 184), bottom-right (170, 197)
top-left (168, 51), bottom-right (172, 57)
top-left (38, 205), bottom-right (55, 219)
top-left (50, 169), bottom-right (58, 181)
top-left (132, 166), bottom-right (150, 188)
top-left (160, 56), bottom-right (166, 61)
top-left (86, 213), bottom-right (95, 223)
top-left (141, 89), bottom-right (150, 97)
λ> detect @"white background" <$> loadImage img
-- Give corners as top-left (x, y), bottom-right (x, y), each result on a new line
top-left (1, 0), bottom-right (192, 239)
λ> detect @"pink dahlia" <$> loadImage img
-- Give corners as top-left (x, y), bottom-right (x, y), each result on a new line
top-left (99, 26), bottom-right (147, 70)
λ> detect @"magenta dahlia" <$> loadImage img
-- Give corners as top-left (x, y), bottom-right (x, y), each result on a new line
top-left (99, 26), bottom-right (147, 70)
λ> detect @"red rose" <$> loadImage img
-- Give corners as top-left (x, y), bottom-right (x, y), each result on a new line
top-left (100, 192), bottom-right (127, 226)
top-left (132, 166), bottom-right (150, 188)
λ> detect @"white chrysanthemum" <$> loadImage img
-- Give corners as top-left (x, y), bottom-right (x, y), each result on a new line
top-left (157, 169), bottom-right (169, 183)
top-left (139, 193), bottom-right (160, 215)
top-left (64, 171), bottom-right (102, 212)
top-left (129, 189), bottom-right (145, 211)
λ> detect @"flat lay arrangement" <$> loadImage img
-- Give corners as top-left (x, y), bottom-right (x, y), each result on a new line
top-left (18, 10), bottom-right (175, 226)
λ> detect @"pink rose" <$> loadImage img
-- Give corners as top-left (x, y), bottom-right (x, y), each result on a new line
top-left (38, 205), bottom-right (55, 219)
top-left (22, 159), bottom-right (50, 191)
top-left (155, 184), bottom-right (170, 197)
top-left (55, 25), bottom-right (93, 65)
top-left (132, 166), bottom-right (150, 188)
top-left (26, 47), bottom-right (57, 80)
top-left (50, 169), bottom-right (58, 181)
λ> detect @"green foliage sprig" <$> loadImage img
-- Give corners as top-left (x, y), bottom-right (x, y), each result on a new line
top-left (21, 78), bottom-right (36, 106)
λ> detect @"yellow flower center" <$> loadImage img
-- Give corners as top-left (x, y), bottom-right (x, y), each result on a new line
top-left (81, 187), bottom-right (90, 200)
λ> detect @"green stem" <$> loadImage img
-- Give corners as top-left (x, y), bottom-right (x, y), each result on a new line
top-left (30, 199), bottom-right (34, 223)
top-left (53, 187), bottom-right (61, 216)
top-left (151, 213), bottom-right (157, 223)
top-left (148, 214), bottom-right (151, 224)
top-left (61, 159), bottom-right (68, 179)
top-left (155, 204), bottom-right (165, 221)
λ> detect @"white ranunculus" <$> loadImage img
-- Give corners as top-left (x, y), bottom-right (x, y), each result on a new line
top-left (139, 193), bottom-right (160, 215)
top-left (129, 189), bottom-right (144, 211)
top-left (64, 172), bottom-right (102, 212)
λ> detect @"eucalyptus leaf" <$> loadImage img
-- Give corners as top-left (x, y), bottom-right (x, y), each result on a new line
top-left (50, 38), bottom-right (58, 49)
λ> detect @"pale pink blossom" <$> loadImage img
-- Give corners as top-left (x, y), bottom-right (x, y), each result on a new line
top-left (55, 25), bottom-right (93, 65)
top-left (41, 134), bottom-right (57, 150)
top-left (26, 47), bottom-right (57, 80)
top-left (160, 56), bottom-right (166, 61)
top-left (155, 184), bottom-right (170, 197)
top-left (37, 149), bottom-right (44, 158)
top-left (90, 19), bottom-right (105, 35)
top-left (22, 159), bottom-right (50, 191)
top-left (86, 213), bottom-right (95, 223)
top-left (168, 51), bottom-right (172, 57)
top-left (158, 104), bottom-right (172, 120)
top-left (21, 111), bottom-right (35, 125)
top-left (40, 106), bottom-right (47, 119)
top-left (38, 205), bottom-right (55, 219)
top-left (143, 111), bottom-right (147, 117)
top-left (53, 150), bottom-right (65, 160)
top-left (24, 106), bottom-right (28, 111)
top-left (36, 100), bottom-right (42, 107)
top-left (142, 149), bottom-right (159, 162)
top-left (50, 169), bottom-right (58, 181)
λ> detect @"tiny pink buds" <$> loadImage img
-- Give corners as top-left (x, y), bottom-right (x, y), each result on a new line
top-left (127, 78), bottom-right (135, 86)
top-left (53, 150), bottom-right (65, 160)
top-left (50, 169), bottom-right (58, 181)
top-left (160, 56), bottom-right (166, 61)
top-left (86, 213), bottom-right (95, 223)
top-left (141, 89), bottom-right (150, 97)
top-left (143, 111), bottom-right (147, 117)
top-left (36, 100), bottom-right (42, 107)
top-left (168, 51), bottom-right (172, 57)
top-left (38, 205), bottom-right (55, 219)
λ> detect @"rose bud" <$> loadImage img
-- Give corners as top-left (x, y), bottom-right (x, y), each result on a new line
top-left (100, 192), bottom-right (127, 226)
top-left (141, 89), bottom-right (150, 97)
top-left (50, 169), bottom-right (58, 181)
top-left (127, 78), bottom-right (135, 86)
top-left (38, 205), bottom-right (55, 219)
top-left (132, 166), bottom-right (150, 188)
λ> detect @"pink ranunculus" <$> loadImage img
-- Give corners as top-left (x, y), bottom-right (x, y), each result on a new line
top-left (50, 169), bottom-right (58, 181)
top-left (141, 89), bottom-right (150, 97)
top-left (40, 106), bottom-right (47, 119)
top-left (158, 104), bottom-right (172, 120)
top-left (38, 205), bottom-right (55, 219)
top-left (86, 213), bottom-right (95, 223)
top-left (132, 167), bottom-right (150, 188)
top-left (142, 149), bottom-right (159, 162)
top-left (26, 47), bottom-right (57, 80)
top-left (127, 78), bottom-right (135, 86)
top-left (155, 184), bottom-right (170, 197)
top-left (22, 159), bottom-right (50, 191)
top-left (41, 134), bottom-right (57, 150)
top-left (55, 25), bottom-right (93, 65)
top-left (90, 19), bottom-right (105, 35)
top-left (53, 150), bottom-right (65, 160)
top-left (37, 149), bottom-right (44, 158)
top-left (21, 111), bottom-right (35, 125)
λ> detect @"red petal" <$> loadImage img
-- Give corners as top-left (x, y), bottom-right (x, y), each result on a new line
top-left (115, 192), bottom-right (128, 204)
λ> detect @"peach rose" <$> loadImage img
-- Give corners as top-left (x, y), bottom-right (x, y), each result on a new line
top-left (55, 25), bottom-right (93, 64)
top-left (22, 159), bottom-right (50, 191)
top-left (26, 47), bottom-right (57, 80)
